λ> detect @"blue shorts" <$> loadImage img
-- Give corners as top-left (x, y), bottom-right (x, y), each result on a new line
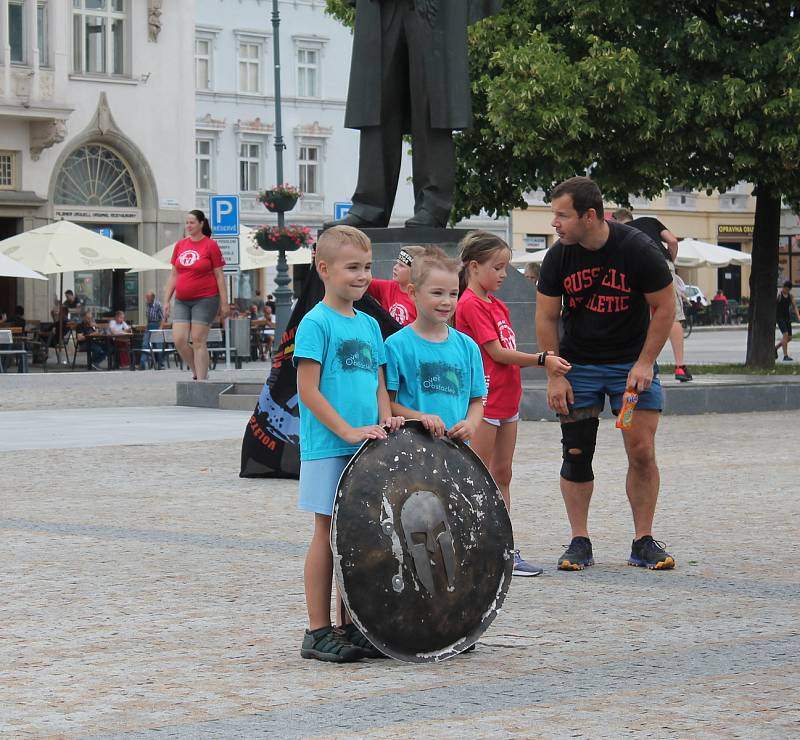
top-left (566, 363), bottom-right (663, 414)
top-left (298, 455), bottom-right (351, 516)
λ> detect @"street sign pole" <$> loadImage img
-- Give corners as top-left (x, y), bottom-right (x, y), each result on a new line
top-left (271, 0), bottom-right (292, 341)
top-left (209, 196), bottom-right (241, 372)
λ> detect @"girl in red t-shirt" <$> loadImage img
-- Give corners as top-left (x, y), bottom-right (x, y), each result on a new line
top-left (163, 209), bottom-right (230, 380)
top-left (366, 245), bottom-right (424, 326)
top-left (456, 231), bottom-right (570, 576)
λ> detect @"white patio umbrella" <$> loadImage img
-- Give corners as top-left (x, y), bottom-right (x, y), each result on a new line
top-left (511, 249), bottom-right (549, 265)
top-left (0, 251), bottom-right (47, 280)
top-left (0, 220), bottom-right (171, 273)
top-left (676, 239), bottom-right (752, 269)
top-left (0, 220), bottom-right (169, 350)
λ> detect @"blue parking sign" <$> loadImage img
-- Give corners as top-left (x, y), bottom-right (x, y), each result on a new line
top-left (334, 202), bottom-right (352, 221)
top-left (209, 195), bottom-right (240, 236)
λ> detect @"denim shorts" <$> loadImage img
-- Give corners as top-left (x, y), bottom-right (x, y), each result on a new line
top-left (298, 455), bottom-right (351, 516)
top-left (567, 362), bottom-right (663, 415)
top-left (172, 295), bottom-right (220, 326)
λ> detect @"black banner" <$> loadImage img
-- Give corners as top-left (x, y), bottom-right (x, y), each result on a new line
top-left (239, 263), bottom-right (401, 478)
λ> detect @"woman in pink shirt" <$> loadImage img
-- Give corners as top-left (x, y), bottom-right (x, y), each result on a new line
top-left (163, 210), bottom-right (230, 380)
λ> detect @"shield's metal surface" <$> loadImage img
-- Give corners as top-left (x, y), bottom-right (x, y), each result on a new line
top-left (331, 420), bottom-right (513, 663)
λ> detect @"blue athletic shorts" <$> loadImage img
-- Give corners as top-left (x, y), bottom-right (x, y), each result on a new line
top-left (298, 455), bottom-right (351, 516)
top-left (566, 362), bottom-right (663, 415)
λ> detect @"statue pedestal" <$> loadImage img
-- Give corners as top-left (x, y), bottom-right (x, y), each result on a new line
top-left (363, 228), bottom-right (540, 377)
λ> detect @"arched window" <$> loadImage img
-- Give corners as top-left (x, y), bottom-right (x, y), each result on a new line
top-left (55, 144), bottom-right (138, 207)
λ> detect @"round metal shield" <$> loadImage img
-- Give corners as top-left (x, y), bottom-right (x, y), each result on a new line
top-left (331, 420), bottom-right (514, 663)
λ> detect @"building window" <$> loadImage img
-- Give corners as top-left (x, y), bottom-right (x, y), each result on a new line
top-left (196, 139), bottom-right (213, 192)
top-left (238, 41), bottom-right (261, 93)
top-left (239, 142), bottom-right (261, 192)
top-left (0, 151), bottom-right (17, 190)
top-left (72, 0), bottom-right (127, 76)
top-left (298, 145), bottom-right (319, 195)
top-left (9, 1), bottom-right (24, 63)
top-left (195, 36), bottom-right (212, 90)
top-left (779, 236), bottom-right (800, 287)
top-left (54, 144), bottom-right (137, 207)
top-left (37, 2), bottom-right (48, 66)
top-left (297, 48), bottom-right (319, 98)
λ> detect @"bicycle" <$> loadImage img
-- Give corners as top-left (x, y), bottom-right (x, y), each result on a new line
top-left (681, 313), bottom-right (693, 339)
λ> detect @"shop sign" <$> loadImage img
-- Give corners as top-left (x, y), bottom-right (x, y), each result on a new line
top-left (717, 224), bottom-right (753, 237)
top-left (54, 207), bottom-right (141, 221)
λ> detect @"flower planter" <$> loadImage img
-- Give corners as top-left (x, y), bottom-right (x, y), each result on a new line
top-left (255, 232), bottom-right (301, 252)
top-left (260, 192), bottom-right (299, 213)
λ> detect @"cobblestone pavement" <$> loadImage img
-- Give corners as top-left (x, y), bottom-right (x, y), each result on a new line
top-left (0, 377), bottom-right (797, 737)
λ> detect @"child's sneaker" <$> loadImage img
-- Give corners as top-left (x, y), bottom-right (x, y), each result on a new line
top-left (301, 626), bottom-right (366, 663)
top-left (557, 536), bottom-right (594, 570)
top-left (628, 535), bottom-right (675, 570)
top-left (338, 623), bottom-right (388, 659)
top-left (513, 550), bottom-right (543, 576)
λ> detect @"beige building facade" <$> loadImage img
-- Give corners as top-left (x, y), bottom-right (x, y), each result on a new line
top-left (0, 0), bottom-right (195, 323)
top-left (512, 186), bottom-right (800, 302)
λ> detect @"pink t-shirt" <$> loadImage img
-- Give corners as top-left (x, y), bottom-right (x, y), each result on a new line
top-left (455, 288), bottom-right (521, 419)
top-left (367, 279), bottom-right (416, 326)
top-left (171, 237), bottom-right (225, 301)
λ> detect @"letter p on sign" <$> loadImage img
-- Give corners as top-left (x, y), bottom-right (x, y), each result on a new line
top-left (209, 195), bottom-right (240, 236)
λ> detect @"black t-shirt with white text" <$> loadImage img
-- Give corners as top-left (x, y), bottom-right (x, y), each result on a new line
top-left (538, 221), bottom-right (673, 364)
top-left (629, 216), bottom-right (671, 261)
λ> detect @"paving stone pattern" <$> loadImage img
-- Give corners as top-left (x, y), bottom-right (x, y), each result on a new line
top-left (0, 389), bottom-right (797, 736)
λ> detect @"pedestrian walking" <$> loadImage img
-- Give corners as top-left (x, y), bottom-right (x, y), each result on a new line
top-left (775, 280), bottom-right (800, 361)
top-left (162, 210), bottom-right (230, 380)
top-left (538, 177), bottom-right (676, 571)
top-left (613, 208), bottom-right (693, 381)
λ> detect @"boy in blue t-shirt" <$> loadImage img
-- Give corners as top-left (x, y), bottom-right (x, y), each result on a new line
top-left (386, 246), bottom-right (486, 441)
top-left (294, 225), bottom-right (403, 663)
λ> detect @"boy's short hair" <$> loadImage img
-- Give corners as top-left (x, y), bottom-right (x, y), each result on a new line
top-left (316, 225), bottom-right (371, 264)
top-left (410, 246), bottom-right (460, 287)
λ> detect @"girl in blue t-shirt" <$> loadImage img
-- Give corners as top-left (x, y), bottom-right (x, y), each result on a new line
top-left (385, 246), bottom-right (486, 441)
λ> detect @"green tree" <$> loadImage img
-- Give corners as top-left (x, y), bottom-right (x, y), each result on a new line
top-left (455, 0), bottom-right (800, 367)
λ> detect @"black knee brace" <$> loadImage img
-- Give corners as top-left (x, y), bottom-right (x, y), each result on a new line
top-left (560, 417), bottom-right (600, 482)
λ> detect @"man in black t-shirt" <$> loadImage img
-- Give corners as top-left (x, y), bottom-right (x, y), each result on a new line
top-left (536, 177), bottom-right (676, 572)
top-left (613, 208), bottom-right (692, 382)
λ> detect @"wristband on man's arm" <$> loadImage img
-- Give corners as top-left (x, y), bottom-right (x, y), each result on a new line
top-left (538, 351), bottom-right (550, 366)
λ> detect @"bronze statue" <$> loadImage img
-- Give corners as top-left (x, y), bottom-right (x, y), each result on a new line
top-left (326, 0), bottom-right (502, 229)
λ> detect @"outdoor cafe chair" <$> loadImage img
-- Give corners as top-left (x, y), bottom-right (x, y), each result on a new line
top-left (132, 328), bottom-right (181, 370)
top-left (0, 328), bottom-right (28, 373)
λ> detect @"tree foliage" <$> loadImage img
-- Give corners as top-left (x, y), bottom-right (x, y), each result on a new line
top-left (455, 0), bottom-right (800, 220)
top-left (326, 0), bottom-right (800, 365)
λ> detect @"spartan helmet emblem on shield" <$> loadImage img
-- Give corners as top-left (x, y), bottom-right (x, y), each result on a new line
top-left (400, 490), bottom-right (456, 595)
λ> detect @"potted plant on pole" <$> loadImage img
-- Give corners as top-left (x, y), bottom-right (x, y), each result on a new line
top-left (258, 183), bottom-right (302, 213)
top-left (254, 223), bottom-right (315, 252)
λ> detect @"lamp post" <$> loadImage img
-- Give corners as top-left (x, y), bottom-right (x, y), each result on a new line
top-left (271, 0), bottom-right (292, 340)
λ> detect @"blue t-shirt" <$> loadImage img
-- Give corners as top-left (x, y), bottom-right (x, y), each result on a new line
top-left (385, 325), bottom-right (486, 430)
top-left (294, 302), bottom-right (386, 461)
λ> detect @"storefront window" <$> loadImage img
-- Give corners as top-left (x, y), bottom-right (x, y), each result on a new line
top-left (778, 236), bottom-right (800, 286)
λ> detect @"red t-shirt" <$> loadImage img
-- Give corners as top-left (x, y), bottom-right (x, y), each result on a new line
top-left (171, 237), bottom-right (225, 301)
top-left (367, 279), bottom-right (416, 326)
top-left (455, 288), bottom-right (521, 418)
